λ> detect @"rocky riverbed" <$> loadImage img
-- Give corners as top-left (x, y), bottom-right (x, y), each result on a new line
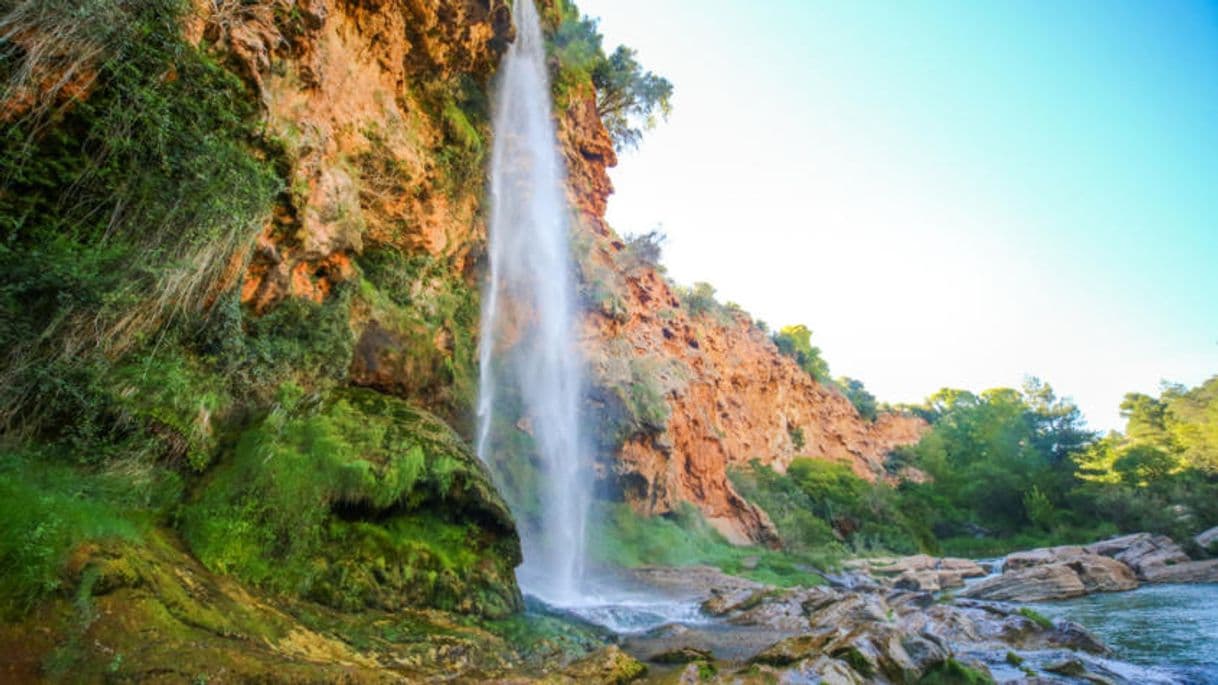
top-left (597, 531), bottom-right (1218, 684)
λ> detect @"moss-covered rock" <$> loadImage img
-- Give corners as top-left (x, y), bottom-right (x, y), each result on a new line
top-left (182, 386), bottom-right (522, 618)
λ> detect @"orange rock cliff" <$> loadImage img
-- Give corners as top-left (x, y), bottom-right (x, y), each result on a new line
top-left (200, 0), bottom-right (926, 545)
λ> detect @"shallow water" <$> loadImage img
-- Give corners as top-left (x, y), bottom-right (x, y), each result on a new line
top-left (1029, 583), bottom-right (1218, 683)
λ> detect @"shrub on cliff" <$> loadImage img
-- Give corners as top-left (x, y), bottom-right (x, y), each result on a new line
top-left (773, 325), bottom-right (832, 383)
top-left (547, 1), bottom-right (672, 150)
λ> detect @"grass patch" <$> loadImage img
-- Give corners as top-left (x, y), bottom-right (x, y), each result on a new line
top-left (589, 502), bottom-right (830, 587)
top-left (0, 448), bottom-right (179, 617)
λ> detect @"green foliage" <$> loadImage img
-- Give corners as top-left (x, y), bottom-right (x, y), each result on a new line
top-left (181, 387), bottom-right (520, 617)
top-left (896, 376), bottom-right (1218, 553)
top-left (1022, 485), bottom-right (1056, 531)
top-left (730, 461), bottom-right (843, 556)
top-left (591, 45), bottom-right (673, 150)
top-left (838, 377), bottom-right (878, 422)
top-left (788, 425), bottom-right (806, 451)
top-left (429, 75), bottom-right (491, 196)
top-left (355, 249), bottom-right (480, 421)
top-left (618, 230), bottom-right (666, 273)
top-left (0, 0), bottom-right (277, 342)
top-left (677, 281), bottom-right (721, 318)
top-left (732, 458), bottom-right (937, 557)
top-left (589, 502), bottom-right (830, 586)
top-left (0, 0), bottom-right (278, 439)
top-left (773, 325), bottom-right (831, 383)
top-left (546, 1), bottom-right (672, 149)
top-left (0, 448), bottom-right (180, 617)
top-left (897, 380), bottom-right (1094, 538)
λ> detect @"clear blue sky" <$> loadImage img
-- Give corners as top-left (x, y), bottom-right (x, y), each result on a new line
top-left (577, 0), bottom-right (1218, 431)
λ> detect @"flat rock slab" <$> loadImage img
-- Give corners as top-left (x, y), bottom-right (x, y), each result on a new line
top-left (961, 563), bottom-right (1088, 602)
top-left (1140, 559), bottom-right (1218, 583)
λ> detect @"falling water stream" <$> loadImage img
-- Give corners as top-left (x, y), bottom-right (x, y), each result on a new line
top-left (477, 0), bottom-right (589, 605)
top-left (476, 0), bottom-right (701, 631)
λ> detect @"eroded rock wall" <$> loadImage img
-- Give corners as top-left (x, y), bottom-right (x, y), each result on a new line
top-left (556, 80), bottom-right (926, 544)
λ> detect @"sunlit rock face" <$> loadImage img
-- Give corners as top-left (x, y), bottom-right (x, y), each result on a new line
top-left (552, 67), bottom-right (927, 546)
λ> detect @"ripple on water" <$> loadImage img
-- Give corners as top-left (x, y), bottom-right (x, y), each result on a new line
top-left (1028, 583), bottom-right (1218, 682)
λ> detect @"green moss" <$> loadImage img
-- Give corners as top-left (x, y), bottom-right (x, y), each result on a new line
top-left (181, 387), bottom-right (521, 617)
top-left (355, 249), bottom-right (480, 422)
top-left (1017, 607), bottom-right (1054, 630)
top-left (0, 448), bottom-right (178, 618)
top-left (918, 659), bottom-right (994, 685)
top-left (833, 646), bottom-right (875, 678)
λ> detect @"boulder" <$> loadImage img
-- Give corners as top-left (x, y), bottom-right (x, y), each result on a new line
top-left (1195, 526), bottom-right (1218, 552)
top-left (789, 656), bottom-right (867, 685)
top-left (939, 557), bottom-right (989, 578)
top-left (1083, 532), bottom-right (1151, 557)
top-left (894, 570), bottom-right (942, 592)
top-left (1084, 533), bottom-right (1191, 578)
top-left (1065, 555), bottom-right (1138, 593)
top-left (1005, 545), bottom-right (1086, 571)
top-left (1140, 559), bottom-right (1218, 583)
top-left (960, 564), bottom-right (1087, 602)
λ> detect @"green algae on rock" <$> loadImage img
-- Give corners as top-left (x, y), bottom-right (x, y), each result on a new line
top-left (182, 386), bottom-right (522, 619)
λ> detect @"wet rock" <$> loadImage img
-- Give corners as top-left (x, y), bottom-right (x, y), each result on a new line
top-left (1196, 526), bottom-right (1218, 552)
top-left (563, 646), bottom-right (647, 684)
top-left (749, 634), bottom-right (830, 666)
top-left (1139, 558), bottom-right (1218, 583)
top-left (960, 563), bottom-right (1087, 602)
top-left (1085, 533), bottom-right (1191, 578)
top-left (849, 555), bottom-right (985, 592)
top-left (1045, 657), bottom-right (1118, 684)
top-left (788, 655), bottom-right (867, 685)
top-left (1066, 554), bottom-right (1139, 593)
top-left (649, 646), bottom-right (714, 664)
top-left (1006, 545), bottom-right (1086, 570)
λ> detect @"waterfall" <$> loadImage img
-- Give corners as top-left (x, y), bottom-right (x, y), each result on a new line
top-left (477, 0), bottom-right (590, 605)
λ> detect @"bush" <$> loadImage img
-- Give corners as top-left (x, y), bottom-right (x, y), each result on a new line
top-left (546, 2), bottom-right (672, 150)
top-left (677, 281), bottom-right (719, 318)
top-left (618, 230), bottom-right (666, 273)
top-left (588, 502), bottom-right (834, 586)
top-left (773, 325), bottom-right (831, 383)
top-left (0, 0), bottom-right (278, 432)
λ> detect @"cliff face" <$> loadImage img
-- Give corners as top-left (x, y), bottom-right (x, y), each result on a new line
top-left (198, 0), bottom-right (924, 547)
top-left (556, 84), bottom-right (926, 544)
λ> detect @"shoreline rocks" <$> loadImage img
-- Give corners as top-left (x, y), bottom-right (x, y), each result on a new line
top-left (961, 532), bottom-right (1214, 603)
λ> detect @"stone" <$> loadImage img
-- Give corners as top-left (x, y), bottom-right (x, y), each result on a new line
top-left (648, 646), bottom-right (713, 664)
top-left (1107, 534), bottom-right (1190, 578)
top-left (791, 656), bottom-right (867, 685)
top-left (960, 563), bottom-right (1087, 602)
top-left (894, 570), bottom-right (942, 592)
top-left (1195, 526), bottom-right (1218, 552)
top-left (938, 557), bottom-right (989, 577)
top-left (1065, 554), bottom-right (1138, 593)
top-left (1140, 559), bottom-right (1218, 583)
top-left (563, 646), bottom-right (648, 684)
top-left (1005, 545), bottom-right (1086, 570)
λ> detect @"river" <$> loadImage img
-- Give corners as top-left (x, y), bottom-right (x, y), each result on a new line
top-left (1029, 583), bottom-right (1218, 684)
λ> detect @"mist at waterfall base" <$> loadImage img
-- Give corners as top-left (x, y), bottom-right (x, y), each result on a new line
top-left (475, 0), bottom-right (700, 633)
